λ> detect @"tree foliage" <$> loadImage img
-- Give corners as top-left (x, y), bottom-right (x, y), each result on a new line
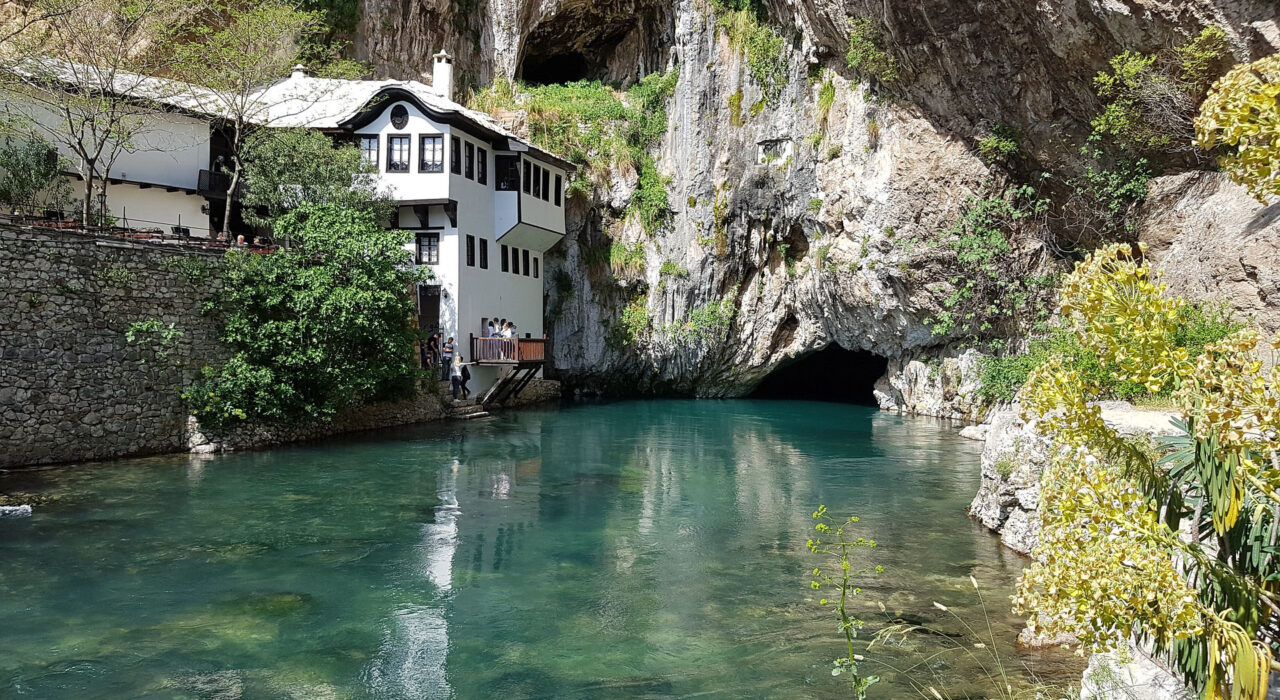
top-left (1, 0), bottom-right (187, 224)
top-left (1015, 243), bottom-right (1278, 699)
top-left (168, 0), bottom-right (362, 236)
top-left (186, 204), bottom-right (424, 428)
top-left (0, 131), bottom-right (70, 211)
top-left (1092, 27), bottom-right (1232, 156)
top-left (1196, 54), bottom-right (1280, 202)
top-left (240, 127), bottom-right (391, 229)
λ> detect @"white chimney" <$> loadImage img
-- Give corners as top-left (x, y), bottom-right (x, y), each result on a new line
top-left (432, 50), bottom-right (454, 101)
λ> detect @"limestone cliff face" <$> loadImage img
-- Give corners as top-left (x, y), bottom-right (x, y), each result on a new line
top-left (355, 0), bottom-right (1280, 412)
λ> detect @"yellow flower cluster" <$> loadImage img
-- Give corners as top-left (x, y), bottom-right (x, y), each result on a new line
top-left (1017, 243), bottom-right (1277, 695)
top-left (1195, 55), bottom-right (1280, 202)
top-left (1057, 243), bottom-right (1187, 394)
top-left (1014, 446), bottom-right (1204, 651)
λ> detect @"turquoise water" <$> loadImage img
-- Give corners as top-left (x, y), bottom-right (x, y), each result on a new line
top-left (0, 400), bottom-right (1078, 698)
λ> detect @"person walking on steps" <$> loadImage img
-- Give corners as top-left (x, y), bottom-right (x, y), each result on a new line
top-left (441, 336), bottom-right (455, 381)
top-left (450, 355), bottom-right (464, 400)
top-left (460, 359), bottom-right (472, 399)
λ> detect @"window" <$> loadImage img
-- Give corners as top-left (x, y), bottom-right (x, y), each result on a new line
top-left (465, 234), bottom-right (475, 267)
top-left (479, 238), bottom-right (488, 269)
top-left (522, 160), bottom-right (531, 193)
top-left (533, 256), bottom-right (539, 278)
top-left (478, 148), bottom-right (488, 185)
top-left (387, 135), bottom-right (410, 173)
top-left (464, 142), bottom-right (474, 179)
top-left (416, 232), bottom-right (439, 265)
top-left (359, 135), bottom-right (378, 165)
top-left (495, 155), bottom-right (519, 190)
top-left (532, 164), bottom-right (542, 198)
top-left (501, 244), bottom-right (509, 272)
top-left (451, 136), bottom-right (461, 174)
top-left (419, 135), bottom-right (444, 172)
top-left (510, 246), bottom-right (520, 275)
top-left (554, 175), bottom-right (562, 206)
top-left (541, 169), bottom-right (550, 201)
top-left (522, 249), bottom-right (531, 276)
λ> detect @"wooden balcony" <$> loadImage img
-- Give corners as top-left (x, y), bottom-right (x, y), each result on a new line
top-left (470, 334), bottom-right (546, 365)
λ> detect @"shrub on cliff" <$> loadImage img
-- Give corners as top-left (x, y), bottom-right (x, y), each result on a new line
top-left (468, 71), bottom-right (676, 234)
top-left (185, 204), bottom-right (425, 429)
top-left (1196, 53), bottom-right (1280, 202)
top-left (1014, 244), bottom-right (1277, 699)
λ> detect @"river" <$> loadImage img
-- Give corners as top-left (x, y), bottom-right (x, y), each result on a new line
top-left (0, 400), bottom-right (1079, 698)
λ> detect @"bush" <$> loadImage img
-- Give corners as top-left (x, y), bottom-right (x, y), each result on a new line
top-left (469, 72), bottom-right (677, 234)
top-left (979, 301), bottom-right (1242, 402)
top-left (715, 2), bottom-right (787, 101)
top-left (846, 18), bottom-right (898, 84)
top-left (185, 204), bottom-right (423, 428)
top-left (977, 124), bottom-right (1019, 163)
top-left (609, 240), bottom-right (645, 275)
top-left (0, 134), bottom-right (69, 212)
top-left (1092, 27), bottom-right (1231, 155)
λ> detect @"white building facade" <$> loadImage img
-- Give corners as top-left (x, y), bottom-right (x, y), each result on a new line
top-left (2, 53), bottom-right (572, 397)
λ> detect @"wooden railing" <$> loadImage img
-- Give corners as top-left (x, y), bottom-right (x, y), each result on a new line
top-left (470, 334), bottom-right (547, 364)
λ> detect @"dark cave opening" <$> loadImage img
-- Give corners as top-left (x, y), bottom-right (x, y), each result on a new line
top-left (520, 52), bottom-right (591, 85)
top-left (749, 345), bottom-right (889, 405)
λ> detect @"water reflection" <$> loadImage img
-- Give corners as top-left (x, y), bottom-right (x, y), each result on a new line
top-left (0, 400), bottom-right (1081, 699)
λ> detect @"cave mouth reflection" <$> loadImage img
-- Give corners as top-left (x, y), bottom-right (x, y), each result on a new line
top-left (749, 344), bottom-right (889, 405)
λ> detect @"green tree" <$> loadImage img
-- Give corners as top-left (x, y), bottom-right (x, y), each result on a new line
top-left (0, 132), bottom-right (70, 212)
top-left (240, 127), bottom-right (391, 230)
top-left (168, 0), bottom-right (360, 238)
top-left (186, 203), bottom-right (425, 428)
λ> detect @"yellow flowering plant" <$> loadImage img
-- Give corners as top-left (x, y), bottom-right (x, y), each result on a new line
top-left (1016, 243), bottom-right (1280, 699)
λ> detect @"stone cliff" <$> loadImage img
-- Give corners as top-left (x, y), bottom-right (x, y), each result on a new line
top-left (355, 0), bottom-right (1280, 413)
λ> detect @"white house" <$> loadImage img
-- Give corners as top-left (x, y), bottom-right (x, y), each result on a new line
top-left (2, 53), bottom-right (573, 399)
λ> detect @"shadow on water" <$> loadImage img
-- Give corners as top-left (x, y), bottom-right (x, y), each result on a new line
top-left (0, 400), bottom-right (1082, 698)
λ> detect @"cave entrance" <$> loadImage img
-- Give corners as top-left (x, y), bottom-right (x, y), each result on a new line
top-left (521, 52), bottom-right (590, 85)
top-left (749, 345), bottom-right (889, 405)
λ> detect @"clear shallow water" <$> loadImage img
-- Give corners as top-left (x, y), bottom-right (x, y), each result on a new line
top-left (0, 400), bottom-right (1080, 698)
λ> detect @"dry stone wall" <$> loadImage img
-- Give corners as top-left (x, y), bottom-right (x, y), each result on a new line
top-left (0, 226), bottom-right (228, 467)
top-left (0, 225), bottom-right (466, 468)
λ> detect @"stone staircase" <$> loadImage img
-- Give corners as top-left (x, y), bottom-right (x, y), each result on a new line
top-left (447, 398), bottom-right (491, 421)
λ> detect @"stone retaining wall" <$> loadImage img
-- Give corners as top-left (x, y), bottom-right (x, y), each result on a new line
top-left (0, 225), bottom-right (228, 467)
top-left (0, 225), bottom-right (515, 468)
top-left (187, 389), bottom-right (449, 454)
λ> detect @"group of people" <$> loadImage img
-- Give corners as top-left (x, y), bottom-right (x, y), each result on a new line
top-left (486, 318), bottom-right (519, 338)
top-left (421, 332), bottom-right (471, 400)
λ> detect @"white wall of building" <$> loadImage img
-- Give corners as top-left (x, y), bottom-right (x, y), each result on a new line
top-left (113, 111), bottom-right (210, 191)
top-left (103, 181), bottom-right (210, 235)
top-left (355, 101), bottom-right (450, 203)
top-left (518, 157), bottom-right (567, 235)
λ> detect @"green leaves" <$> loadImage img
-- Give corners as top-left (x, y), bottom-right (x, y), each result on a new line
top-left (845, 18), bottom-right (899, 84)
top-left (241, 128), bottom-right (391, 229)
top-left (185, 204), bottom-right (423, 429)
top-left (1196, 54), bottom-right (1280, 202)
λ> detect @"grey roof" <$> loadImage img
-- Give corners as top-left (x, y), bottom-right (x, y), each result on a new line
top-left (6, 59), bottom-right (573, 169)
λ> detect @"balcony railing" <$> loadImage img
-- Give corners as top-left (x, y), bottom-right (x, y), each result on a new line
top-left (470, 335), bottom-right (546, 365)
top-left (197, 169), bottom-right (246, 198)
